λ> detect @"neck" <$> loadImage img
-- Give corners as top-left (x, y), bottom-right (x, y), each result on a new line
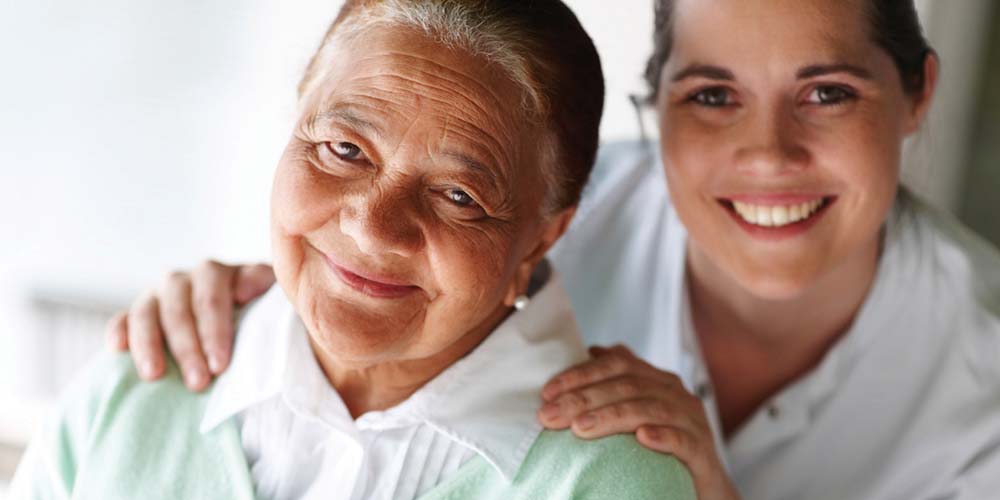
top-left (687, 235), bottom-right (881, 435)
top-left (310, 303), bottom-right (512, 419)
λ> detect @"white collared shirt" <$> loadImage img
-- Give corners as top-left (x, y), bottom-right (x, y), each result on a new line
top-left (200, 274), bottom-right (586, 500)
top-left (549, 141), bottom-right (1000, 500)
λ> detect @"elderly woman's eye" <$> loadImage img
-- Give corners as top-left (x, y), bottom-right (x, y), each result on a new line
top-left (690, 87), bottom-right (734, 108)
top-left (807, 85), bottom-right (857, 105)
top-left (326, 141), bottom-right (364, 160)
top-left (445, 189), bottom-right (478, 207)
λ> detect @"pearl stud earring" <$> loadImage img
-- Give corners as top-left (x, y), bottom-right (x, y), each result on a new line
top-left (513, 295), bottom-right (530, 311)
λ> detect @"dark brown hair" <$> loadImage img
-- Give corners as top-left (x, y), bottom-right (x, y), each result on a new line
top-left (644, 0), bottom-right (934, 101)
top-left (300, 0), bottom-right (605, 213)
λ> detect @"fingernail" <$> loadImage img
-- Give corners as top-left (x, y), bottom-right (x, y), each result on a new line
top-left (542, 380), bottom-right (562, 400)
top-left (185, 368), bottom-right (205, 387)
top-left (540, 403), bottom-right (561, 420)
top-left (141, 361), bottom-right (157, 379)
top-left (577, 413), bottom-right (596, 430)
top-left (208, 352), bottom-right (224, 373)
top-left (643, 427), bottom-right (659, 441)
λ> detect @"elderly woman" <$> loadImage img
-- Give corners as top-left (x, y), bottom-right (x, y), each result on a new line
top-left (10, 1), bottom-right (698, 499)
top-left (106, 0), bottom-right (1000, 499)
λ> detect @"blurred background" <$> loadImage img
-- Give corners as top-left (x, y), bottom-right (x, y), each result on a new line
top-left (0, 0), bottom-right (997, 493)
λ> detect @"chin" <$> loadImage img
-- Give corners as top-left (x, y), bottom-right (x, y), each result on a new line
top-left (729, 258), bottom-right (827, 302)
top-left (300, 290), bottom-right (419, 362)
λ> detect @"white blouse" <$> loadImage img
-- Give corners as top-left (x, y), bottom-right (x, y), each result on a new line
top-left (549, 141), bottom-right (1000, 500)
top-left (199, 274), bottom-right (586, 500)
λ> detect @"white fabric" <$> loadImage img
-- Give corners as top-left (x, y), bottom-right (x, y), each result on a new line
top-left (200, 274), bottom-right (587, 500)
top-left (549, 140), bottom-right (1000, 500)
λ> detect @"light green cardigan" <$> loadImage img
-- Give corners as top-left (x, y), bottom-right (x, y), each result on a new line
top-left (12, 353), bottom-right (696, 499)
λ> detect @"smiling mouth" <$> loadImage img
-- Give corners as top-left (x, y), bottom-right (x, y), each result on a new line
top-left (724, 197), bottom-right (834, 227)
top-left (717, 195), bottom-right (837, 238)
top-left (324, 255), bottom-right (420, 300)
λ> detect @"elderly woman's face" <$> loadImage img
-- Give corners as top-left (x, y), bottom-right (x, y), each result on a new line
top-left (271, 26), bottom-right (559, 367)
top-left (658, 0), bottom-right (933, 299)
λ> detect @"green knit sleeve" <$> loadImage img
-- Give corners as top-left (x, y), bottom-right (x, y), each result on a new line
top-left (9, 352), bottom-right (136, 499)
top-left (9, 353), bottom-right (255, 500)
top-left (523, 430), bottom-right (697, 500)
top-left (572, 434), bottom-right (696, 499)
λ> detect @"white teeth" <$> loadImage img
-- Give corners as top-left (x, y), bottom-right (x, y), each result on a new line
top-left (788, 204), bottom-right (803, 222)
top-left (731, 199), bottom-right (826, 228)
top-left (756, 205), bottom-right (773, 226)
top-left (771, 206), bottom-right (789, 226)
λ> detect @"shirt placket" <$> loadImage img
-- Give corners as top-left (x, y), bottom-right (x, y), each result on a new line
top-left (678, 282), bottom-right (812, 477)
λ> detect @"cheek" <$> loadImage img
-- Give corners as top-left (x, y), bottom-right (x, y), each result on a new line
top-left (661, 104), bottom-right (720, 177)
top-left (419, 224), bottom-right (519, 333)
top-left (811, 106), bottom-right (903, 225)
top-left (272, 152), bottom-right (342, 237)
top-left (660, 114), bottom-right (724, 222)
top-left (270, 149), bottom-right (343, 301)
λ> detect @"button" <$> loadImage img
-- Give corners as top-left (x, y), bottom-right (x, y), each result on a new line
top-left (767, 405), bottom-right (780, 419)
top-left (695, 383), bottom-right (713, 399)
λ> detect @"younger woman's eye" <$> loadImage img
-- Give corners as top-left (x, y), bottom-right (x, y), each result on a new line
top-left (806, 85), bottom-right (857, 105)
top-left (689, 87), bottom-right (735, 108)
top-left (326, 141), bottom-right (364, 161)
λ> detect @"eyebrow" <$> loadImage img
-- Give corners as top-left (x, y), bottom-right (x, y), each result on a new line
top-left (442, 151), bottom-right (497, 178)
top-left (796, 63), bottom-right (874, 80)
top-left (316, 105), bottom-right (383, 137)
top-left (671, 64), bottom-right (735, 82)
top-left (671, 63), bottom-right (875, 83)
top-left (443, 151), bottom-right (491, 174)
top-left (441, 150), bottom-right (503, 192)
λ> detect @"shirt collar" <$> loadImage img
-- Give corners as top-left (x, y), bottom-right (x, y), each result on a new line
top-left (396, 271), bottom-right (588, 480)
top-left (200, 269), bottom-right (587, 483)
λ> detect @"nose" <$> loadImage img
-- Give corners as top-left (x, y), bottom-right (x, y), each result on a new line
top-left (733, 103), bottom-right (810, 176)
top-left (339, 186), bottom-right (423, 258)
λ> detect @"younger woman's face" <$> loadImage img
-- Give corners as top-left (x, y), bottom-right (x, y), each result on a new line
top-left (658, 0), bottom-right (934, 299)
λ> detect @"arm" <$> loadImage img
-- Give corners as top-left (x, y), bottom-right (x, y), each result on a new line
top-left (105, 260), bottom-right (274, 391)
top-left (538, 345), bottom-right (740, 500)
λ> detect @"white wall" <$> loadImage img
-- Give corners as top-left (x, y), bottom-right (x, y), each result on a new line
top-left (906, 0), bottom-right (995, 212)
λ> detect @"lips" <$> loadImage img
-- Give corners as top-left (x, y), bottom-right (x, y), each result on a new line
top-left (323, 254), bottom-right (420, 299)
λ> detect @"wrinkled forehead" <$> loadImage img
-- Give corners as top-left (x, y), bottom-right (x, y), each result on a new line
top-left (301, 25), bottom-right (531, 171)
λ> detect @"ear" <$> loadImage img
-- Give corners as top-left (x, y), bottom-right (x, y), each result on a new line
top-left (904, 52), bottom-right (939, 135)
top-left (503, 206), bottom-right (577, 307)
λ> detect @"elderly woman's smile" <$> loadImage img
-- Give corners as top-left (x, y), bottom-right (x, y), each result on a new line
top-left (323, 253), bottom-right (421, 299)
top-left (270, 25), bottom-right (562, 409)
